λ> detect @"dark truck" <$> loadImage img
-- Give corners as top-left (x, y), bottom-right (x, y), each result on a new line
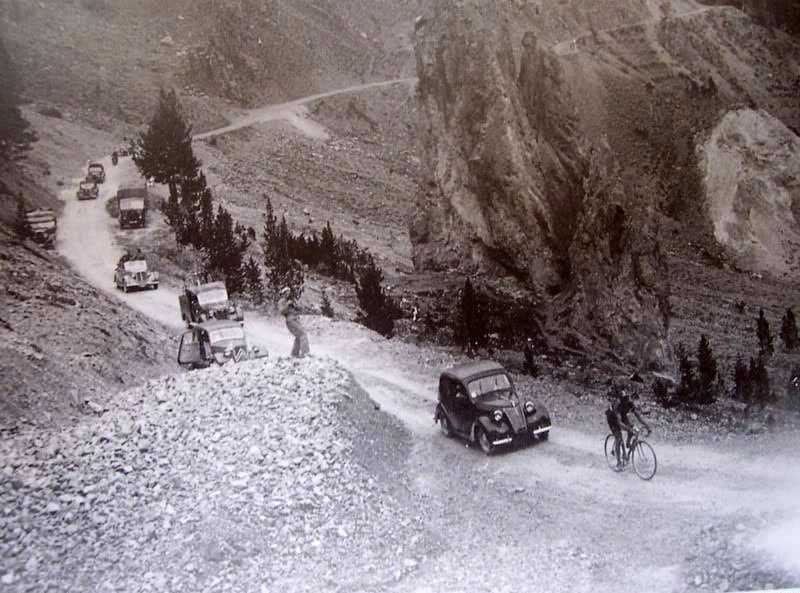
top-left (117, 186), bottom-right (148, 229)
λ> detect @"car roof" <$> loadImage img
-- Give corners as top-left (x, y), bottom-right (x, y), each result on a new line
top-left (186, 281), bottom-right (226, 295)
top-left (441, 360), bottom-right (507, 382)
top-left (88, 162), bottom-right (104, 168)
top-left (196, 319), bottom-right (242, 331)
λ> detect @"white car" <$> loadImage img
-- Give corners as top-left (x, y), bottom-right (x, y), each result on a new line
top-left (114, 259), bottom-right (159, 292)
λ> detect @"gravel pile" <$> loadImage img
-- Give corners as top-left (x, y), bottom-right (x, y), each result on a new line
top-left (684, 519), bottom-right (798, 592)
top-left (0, 356), bottom-right (433, 592)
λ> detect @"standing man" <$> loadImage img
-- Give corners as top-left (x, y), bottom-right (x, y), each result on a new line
top-left (278, 286), bottom-right (310, 358)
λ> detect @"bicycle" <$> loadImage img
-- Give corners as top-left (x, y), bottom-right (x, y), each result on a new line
top-left (604, 427), bottom-right (657, 480)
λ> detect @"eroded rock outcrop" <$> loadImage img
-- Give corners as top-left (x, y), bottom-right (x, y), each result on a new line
top-left (412, 0), bottom-right (670, 365)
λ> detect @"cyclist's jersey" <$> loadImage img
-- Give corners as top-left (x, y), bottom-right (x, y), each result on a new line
top-left (618, 399), bottom-right (635, 427)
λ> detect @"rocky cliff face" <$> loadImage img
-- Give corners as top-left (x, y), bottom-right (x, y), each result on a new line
top-left (412, 0), bottom-right (671, 366)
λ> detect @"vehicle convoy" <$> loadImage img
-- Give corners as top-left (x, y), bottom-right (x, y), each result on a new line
top-left (85, 162), bottom-right (105, 184)
top-left (179, 280), bottom-right (244, 326)
top-left (177, 319), bottom-right (263, 369)
top-left (114, 258), bottom-right (158, 292)
top-left (117, 186), bottom-right (148, 229)
top-left (76, 180), bottom-right (99, 200)
top-left (434, 360), bottom-right (552, 455)
top-left (25, 209), bottom-right (58, 248)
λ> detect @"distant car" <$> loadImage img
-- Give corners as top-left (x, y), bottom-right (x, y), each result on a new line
top-left (179, 281), bottom-right (243, 326)
top-left (77, 180), bottom-right (99, 200)
top-left (114, 258), bottom-right (158, 292)
top-left (434, 360), bottom-right (552, 455)
top-left (24, 208), bottom-right (57, 249)
top-left (177, 319), bottom-right (263, 370)
top-left (86, 162), bottom-right (105, 184)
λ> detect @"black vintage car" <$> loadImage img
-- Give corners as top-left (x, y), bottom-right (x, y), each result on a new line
top-left (77, 180), bottom-right (99, 200)
top-left (24, 208), bottom-right (57, 249)
top-left (177, 320), bottom-right (263, 370)
top-left (434, 360), bottom-right (552, 455)
top-left (179, 281), bottom-right (244, 326)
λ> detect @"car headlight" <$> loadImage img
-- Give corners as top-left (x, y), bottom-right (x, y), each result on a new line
top-left (524, 401), bottom-right (535, 415)
top-left (492, 410), bottom-right (503, 423)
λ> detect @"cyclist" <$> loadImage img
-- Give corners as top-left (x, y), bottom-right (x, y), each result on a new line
top-left (605, 385), bottom-right (651, 469)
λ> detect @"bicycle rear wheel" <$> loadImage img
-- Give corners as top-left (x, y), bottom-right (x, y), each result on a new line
top-left (604, 434), bottom-right (622, 472)
top-left (632, 440), bottom-right (657, 480)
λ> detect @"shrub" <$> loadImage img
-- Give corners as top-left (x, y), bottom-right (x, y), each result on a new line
top-left (320, 291), bottom-right (334, 318)
top-left (756, 308), bottom-right (774, 357)
top-left (780, 308), bottom-right (798, 351)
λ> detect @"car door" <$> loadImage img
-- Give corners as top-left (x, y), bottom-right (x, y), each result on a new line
top-left (177, 330), bottom-right (203, 366)
top-left (451, 381), bottom-right (474, 435)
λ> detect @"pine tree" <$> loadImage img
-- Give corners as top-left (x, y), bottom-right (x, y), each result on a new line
top-left (780, 308), bottom-right (798, 351)
top-left (135, 88), bottom-right (200, 205)
top-left (756, 308), bottom-right (774, 357)
top-left (455, 278), bottom-right (486, 356)
top-left (14, 192), bottom-right (29, 238)
top-left (205, 205), bottom-right (247, 295)
top-left (244, 256), bottom-right (263, 303)
top-left (733, 355), bottom-right (752, 402)
top-left (320, 290), bottom-right (334, 318)
top-left (752, 355), bottom-right (771, 408)
top-left (355, 260), bottom-right (397, 337)
top-left (320, 221), bottom-right (337, 273)
top-left (0, 36), bottom-right (29, 157)
top-left (676, 342), bottom-right (696, 403)
top-left (261, 211), bottom-right (304, 300)
top-left (262, 197), bottom-right (278, 275)
top-left (696, 334), bottom-right (718, 404)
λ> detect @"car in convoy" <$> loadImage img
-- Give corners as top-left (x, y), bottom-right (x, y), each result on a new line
top-left (434, 360), bottom-right (552, 455)
top-left (114, 258), bottom-right (158, 292)
top-left (85, 162), bottom-right (106, 184)
top-left (24, 208), bottom-right (58, 249)
top-left (177, 319), bottom-right (263, 370)
top-left (179, 281), bottom-right (243, 326)
top-left (76, 180), bottom-right (99, 200)
top-left (117, 186), bottom-right (148, 229)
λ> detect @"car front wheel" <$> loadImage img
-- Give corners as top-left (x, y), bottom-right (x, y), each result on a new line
top-left (475, 426), bottom-right (495, 456)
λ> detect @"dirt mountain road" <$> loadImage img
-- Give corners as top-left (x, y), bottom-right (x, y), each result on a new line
top-left (193, 78), bottom-right (417, 141)
top-left (57, 151), bottom-right (800, 591)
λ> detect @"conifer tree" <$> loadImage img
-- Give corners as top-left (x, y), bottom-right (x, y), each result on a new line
top-left (355, 260), bottom-right (397, 337)
top-left (14, 193), bottom-right (29, 238)
top-left (320, 221), bottom-right (337, 273)
top-left (756, 308), bottom-right (774, 357)
top-left (676, 342), bottom-right (696, 403)
top-left (0, 36), bottom-right (29, 157)
top-left (752, 355), bottom-right (772, 407)
top-left (696, 334), bottom-right (718, 404)
top-left (244, 256), bottom-right (263, 303)
top-left (780, 308), bottom-right (798, 351)
top-left (135, 88), bottom-right (200, 204)
top-left (732, 355), bottom-right (752, 402)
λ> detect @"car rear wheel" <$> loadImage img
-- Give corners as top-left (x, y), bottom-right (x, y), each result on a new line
top-left (538, 429), bottom-right (550, 442)
top-left (439, 413), bottom-right (453, 438)
top-left (475, 426), bottom-right (495, 456)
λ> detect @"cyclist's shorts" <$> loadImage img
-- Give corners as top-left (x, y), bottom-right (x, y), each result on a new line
top-left (605, 409), bottom-right (621, 434)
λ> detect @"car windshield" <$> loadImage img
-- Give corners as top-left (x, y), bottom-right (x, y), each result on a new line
top-left (467, 373), bottom-right (512, 399)
top-left (80, 182), bottom-right (95, 189)
top-left (197, 288), bottom-right (228, 306)
top-left (30, 220), bottom-right (56, 230)
top-left (123, 260), bottom-right (147, 273)
top-left (208, 326), bottom-right (245, 344)
top-left (119, 198), bottom-right (145, 210)
top-left (88, 165), bottom-right (103, 173)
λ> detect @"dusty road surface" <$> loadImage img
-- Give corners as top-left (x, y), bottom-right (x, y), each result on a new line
top-left (52, 150), bottom-right (800, 592)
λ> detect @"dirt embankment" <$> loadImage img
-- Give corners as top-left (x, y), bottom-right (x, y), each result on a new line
top-left (0, 112), bottom-right (176, 428)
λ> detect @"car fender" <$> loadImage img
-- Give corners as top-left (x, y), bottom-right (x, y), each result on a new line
top-left (473, 415), bottom-right (511, 441)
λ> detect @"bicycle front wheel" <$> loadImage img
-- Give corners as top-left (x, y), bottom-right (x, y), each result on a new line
top-left (604, 434), bottom-right (621, 472)
top-left (632, 440), bottom-right (657, 480)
